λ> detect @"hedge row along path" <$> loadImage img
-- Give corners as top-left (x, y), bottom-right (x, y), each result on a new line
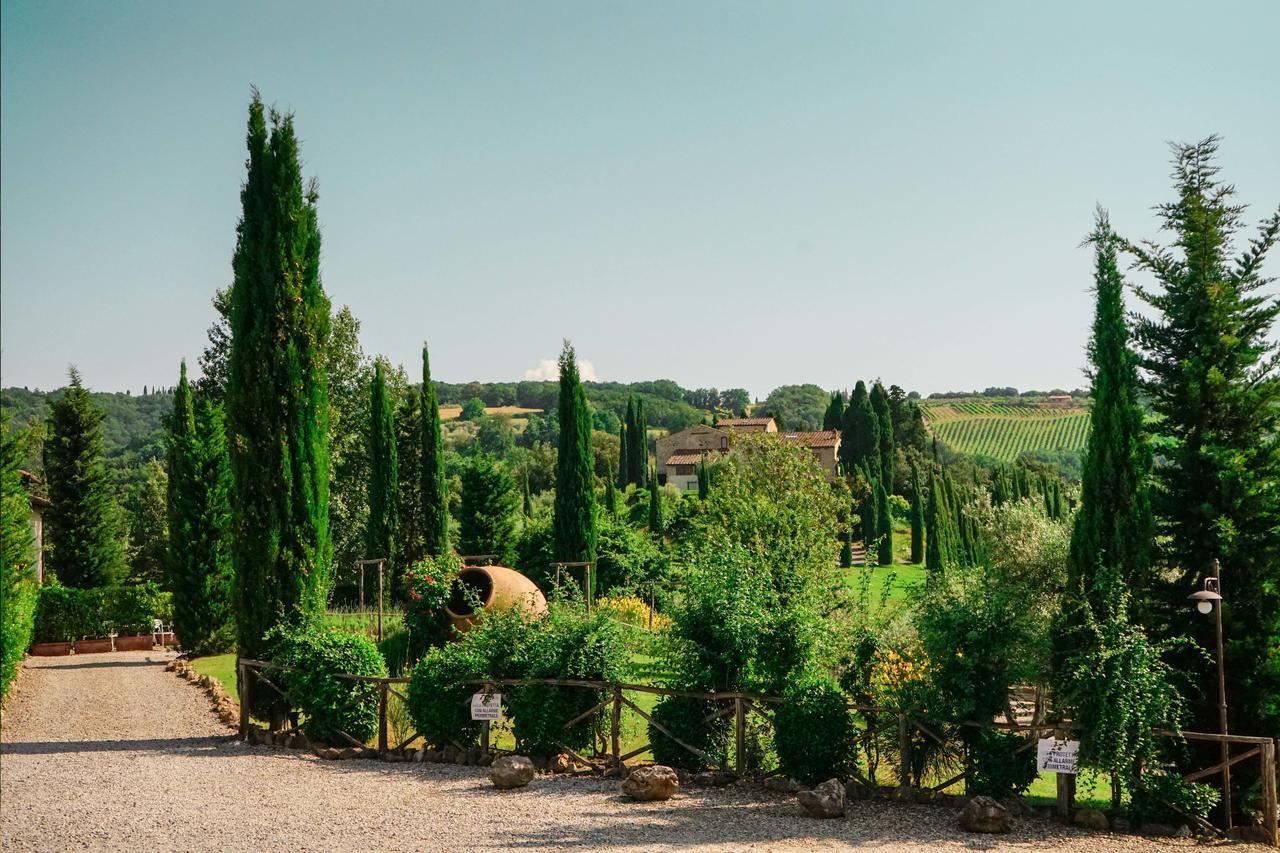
top-left (0, 651), bottom-right (1229, 851)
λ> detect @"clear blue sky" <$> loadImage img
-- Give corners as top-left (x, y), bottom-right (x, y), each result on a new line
top-left (3, 1), bottom-right (1277, 398)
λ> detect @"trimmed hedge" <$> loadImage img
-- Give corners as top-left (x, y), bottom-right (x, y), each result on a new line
top-left (648, 695), bottom-right (730, 771)
top-left (32, 583), bottom-right (171, 643)
top-left (265, 622), bottom-right (388, 744)
top-left (405, 641), bottom-right (486, 749)
top-left (773, 672), bottom-right (856, 784)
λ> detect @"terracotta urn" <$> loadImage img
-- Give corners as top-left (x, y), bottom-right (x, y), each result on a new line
top-left (445, 565), bottom-right (547, 633)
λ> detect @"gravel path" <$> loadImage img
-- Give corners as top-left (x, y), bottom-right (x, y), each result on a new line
top-left (0, 652), bottom-right (1263, 851)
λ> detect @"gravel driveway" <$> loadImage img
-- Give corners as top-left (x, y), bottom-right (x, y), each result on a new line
top-left (0, 651), bottom-right (1261, 851)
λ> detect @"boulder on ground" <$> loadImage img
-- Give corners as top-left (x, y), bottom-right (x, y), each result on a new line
top-left (797, 778), bottom-right (846, 819)
top-left (490, 755), bottom-right (537, 790)
top-left (692, 770), bottom-right (735, 787)
top-left (1072, 807), bottom-right (1110, 830)
top-left (766, 776), bottom-right (801, 793)
top-left (959, 795), bottom-right (1010, 833)
top-left (622, 765), bottom-right (679, 801)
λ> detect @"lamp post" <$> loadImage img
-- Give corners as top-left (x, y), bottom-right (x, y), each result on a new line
top-left (1188, 558), bottom-right (1230, 830)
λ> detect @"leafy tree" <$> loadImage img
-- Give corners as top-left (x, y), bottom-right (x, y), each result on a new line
top-left (196, 286), bottom-right (232, 399)
top-left (553, 342), bottom-right (597, 565)
top-left (1127, 138), bottom-right (1280, 753)
top-left (166, 364), bottom-right (234, 654)
top-left (457, 453), bottom-right (518, 566)
top-left (420, 344), bottom-right (449, 557)
top-left (757, 384), bottom-right (828, 431)
top-left (44, 367), bottom-right (125, 586)
top-left (366, 361), bottom-right (398, 567)
top-left (870, 381), bottom-right (895, 488)
top-left (459, 397), bottom-right (486, 421)
top-left (1, 411), bottom-right (38, 700)
top-left (225, 94), bottom-right (332, 664)
top-left (909, 460), bottom-right (924, 563)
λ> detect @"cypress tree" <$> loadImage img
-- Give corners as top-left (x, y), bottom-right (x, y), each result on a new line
top-left (647, 469), bottom-right (663, 534)
top-left (839, 534), bottom-right (853, 569)
top-left (697, 457), bottom-right (710, 500)
top-left (909, 460), bottom-right (924, 564)
top-left (616, 423), bottom-right (628, 488)
top-left (553, 343), bottom-right (597, 565)
top-left (875, 478), bottom-right (893, 566)
top-left (44, 367), bottom-right (125, 587)
top-left (225, 94), bottom-right (332, 665)
top-left (823, 391), bottom-right (846, 431)
top-left (523, 471), bottom-right (535, 518)
top-left (840, 381), bottom-right (881, 483)
top-left (623, 397), bottom-right (638, 487)
top-left (604, 470), bottom-right (618, 517)
top-left (924, 467), bottom-right (957, 572)
top-left (870, 381), bottom-right (895, 489)
top-left (420, 344), bottom-right (448, 557)
top-left (1129, 140), bottom-right (1280, 743)
top-left (394, 388), bottom-right (424, 570)
top-left (366, 361), bottom-right (398, 564)
top-left (634, 399), bottom-right (648, 486)
top-left (458, 453), bottom-right (517, 566)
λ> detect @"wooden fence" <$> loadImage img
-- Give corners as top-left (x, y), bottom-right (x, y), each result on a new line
top-left (235, 659), bottom-right (1277, 845)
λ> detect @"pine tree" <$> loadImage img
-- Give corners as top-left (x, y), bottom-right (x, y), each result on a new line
top-left (366, 361), bottom-right (398, 566)
top-left (44, 367), bottom-right (125, 587)
top-left (553, 342), bottom-right (598, 565)
top-left (167, 363), bottom-right (234, 654)
top-left (909, 460), bottom-right (924, 564)
top-left (870, 381), bottom-right (895, 489)
top-left (1129, 138), bottom-right (1280, 742)
top-left (225, 94), bottom-right (332, 664)
top-left (420, 344), bottom-right (448, 557)
top-left (458, 453), bottom-right (517, 566)
top-left (875, 478), bottom-right (893, 565)
top-left (647, 469), bottom-right (663, 534)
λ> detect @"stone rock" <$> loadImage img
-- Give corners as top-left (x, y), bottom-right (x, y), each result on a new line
top-left (1110, 816), bottom-right (1131, 833)
top-left (692, 770), bottom-right (735, 787)
top-left (891, 785), bottom-right (915, 802)
top-left (959, 795), bottom-right (1011, 834)
top-left (440, 745), bottom-right (460, 764)
top-left (478, 752), bottom-right (494, 767)
top-left (914, 789), bottom-right (937, 804)
top-left (320, 747), bottom-right (341, 760)
top-left (797, 778), bottom-right (846, 819)
top-left (1072, 808), bottom-right (1110, 831)
top-left (843, 780), bottom-right (871, 800)
top-left (549, 753), bottom-right (573, 774)
top-left (766, 777), bottom-right (801, 793)
top-left (490, 755), bottom-right (536, 790)
top-left (1173, 824), bottom-right (1192, 839)
top-left (1139, 822), bottom-right (1176, 837)
top-left (1242, 825), bottom-right (1276, 845)
top-left (999, 795), bottom-right (1033, 817)
top-left (621, 765), bottom-right (679, 802)
top-left (424, 749), bottom-right (441, 763)
top-left (414, 747), bottom-right (426, 763)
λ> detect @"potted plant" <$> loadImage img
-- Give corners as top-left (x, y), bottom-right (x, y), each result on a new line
top-left (30, 585), bottom-right (78, 656)
top-left (110, 584), bottom-right (160, 651)
top-left (73, 588), bottom-right (112, 653)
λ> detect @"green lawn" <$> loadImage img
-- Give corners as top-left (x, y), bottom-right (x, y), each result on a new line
top-left (191, 652), bottom-right (238, 704)
top-left (842, 561), bottom-right (927, 609)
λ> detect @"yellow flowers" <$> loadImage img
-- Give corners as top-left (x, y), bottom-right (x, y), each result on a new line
top-left (596, 595), bottom-right (672, 632)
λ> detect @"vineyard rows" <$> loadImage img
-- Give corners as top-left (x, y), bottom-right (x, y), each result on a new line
top-left (927, 413), bottom-right (1090, 462)
top-left (922, 400), bottom-right (1087, 422)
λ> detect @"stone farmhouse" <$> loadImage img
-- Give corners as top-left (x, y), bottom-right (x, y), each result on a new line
top-left (655, 417), bottom-right (841, 491)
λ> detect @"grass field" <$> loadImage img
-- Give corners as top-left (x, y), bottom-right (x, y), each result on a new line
top-left (921, 398), bottom-right (1090, 462)
top-left (437, 405), bottom-right (541, 421)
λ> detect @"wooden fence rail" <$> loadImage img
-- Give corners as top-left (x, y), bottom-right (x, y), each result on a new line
top-left (235, 659), bottom-right (1277, 845)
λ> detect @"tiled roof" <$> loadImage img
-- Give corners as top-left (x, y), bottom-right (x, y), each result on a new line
top-left (665, 449), bottom-right (723, 466)
top-left (780, 430), bottom-right (841, 448)
top-left (716, 418), bottom-right (775, 428)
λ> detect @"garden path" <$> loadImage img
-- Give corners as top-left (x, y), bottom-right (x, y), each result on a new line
top-left (0, 651), bottom-right (1256, 851)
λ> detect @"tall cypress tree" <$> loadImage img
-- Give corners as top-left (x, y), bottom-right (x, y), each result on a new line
top-left (553, 342), bottom-right (597, 565)
top-left (697, 457), bottom-right (710, 500)
top-left (420, 344), bottom-right (448, 557)
top-left (924, 466), bottom-right (957, 573)
top-left (647, 469), bottom-right (663, 534)
top-left (1129, 139), bottom-right (1280, 743)
top-left (875, 478), bottom-right (893, 565)
top-left (366, 361), bottom-right (398, 564)
top-left (823, 391), bottom-right (846, 431)
top-left (225, 94), bottom-right (332, 664)
top-left (870, 381), bottom-right (895, 490)
top-left (623, 397), bottom-right (639, 487)
top-left (909, 460), bottom-right (924, 564)
top-left (634, 399), bottom-right (648, 486)
top-left (523, 470), bottom-right (535, 518)
top-left (616, 423), bottom-right (628, 488)
top-left (604, 470), bottom-right (618, 517)
top-left (394, 388), bottom-right (424, 569)
top-left (44, 367), bottom-right (125, 587)
top-left (840, 381), bottom-right (881, 484)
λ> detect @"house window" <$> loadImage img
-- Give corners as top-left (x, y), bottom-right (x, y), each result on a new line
top-left (720, 437), bottom-right (728, 449)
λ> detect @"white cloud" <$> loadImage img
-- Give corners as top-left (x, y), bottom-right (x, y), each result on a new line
top-left (524, 357), bottom-right (598, 382)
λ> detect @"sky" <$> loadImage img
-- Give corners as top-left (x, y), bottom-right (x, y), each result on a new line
top-left (2, 1), bottom-right (1277, 399)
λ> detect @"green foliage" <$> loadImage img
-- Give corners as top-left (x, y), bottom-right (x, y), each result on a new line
top-left (966, 729), bottom-right (1037, 798)
top-left (841, 381), bottom-right (881, 484)
top-left (870, 381), bottom-right (895, 487)
top-left (822, 391), bottom-right (845, 431)
top-left (225, 94), bottom-right (332, 664)
top-left (594, 512), bottom-right (669, 595)
top-left (459, 397), bottom-right (486, 421)
top-left (326, 306), bottom-right (373, 600)
top-left (406, 639), bottom-right (486, 748)
top-left (774, 672), bottom-right (856, 783)
top-left (553, 343), bottom-right (597, 564)
top-left (43, 367), bottom-right (126, 587)
top-left (1129, 768), bottom-right (1220, 826)
top-left (646, 470), bottom-right (663, 534)
top-left (457, 453), bottom-right (517, 566)
top-left (119, 459), bottom-right (167, 583)
top-left (648, 696), bottom-right (730, 771)
top-left (402, 552), bottom-right (462, 651)
top-left (420, 345), bottom-right (449, 557)
top-left (394, 387), bottom-right (424, 575)
top-left (506, 605), bottom-right (627, 755)
top-left (33, 583), bottom-right (169, 643)
top-left (166, 364), bottom-right (234, 656)
top-left (1, 413), bottom-right (38, 699)
top-left (757, 384), bottom-right (829, 431)
top-left (875, 479), bottom-right (893, 565)
top-left (264, 621), bottom-right (388, 744)
top-left (909, 461), bottom-right (924, 563)
top-left (106, 582), bottom-right (167, 634)
top-left (366, 361), bottom-right (399, 568)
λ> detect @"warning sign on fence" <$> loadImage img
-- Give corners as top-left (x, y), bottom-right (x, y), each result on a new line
top-left (470, 693), bottom-right (503, 721)
top-left (1037, 738), bottom-right (1080, 773)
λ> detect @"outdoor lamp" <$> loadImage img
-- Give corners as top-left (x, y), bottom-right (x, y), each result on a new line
top-left (1188, 577), bottom-right (1222, 614)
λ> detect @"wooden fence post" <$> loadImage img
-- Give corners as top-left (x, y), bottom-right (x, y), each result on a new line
top-left (238, 660), bottom-right (250, 738)
top-left (378, 681), bottom-right (389, 755)
top-left (1056, 768), bottom-right (1075, 819)
top-left (1262, 739), bottom-right (1277, 847)
top-left (734, 696), bottom-right (746, 775)
top-left (898, 713), bottom-right (911, 789)
top-left (611, 686), bottom-right (622, 769)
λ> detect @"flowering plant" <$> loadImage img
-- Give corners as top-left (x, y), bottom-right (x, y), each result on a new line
top-left (403, 554), bottom-right (462, 616)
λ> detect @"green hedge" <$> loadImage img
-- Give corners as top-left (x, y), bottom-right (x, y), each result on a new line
top-left (264, 622), bottom-right (388, 744)
top-left (2, 572), bottom-right (38, 700)
top-left (32, 583), bottom-right (171, 643)
top-left (648, 695), bottom-right (730, 771)
top-left (773, 672), bottom-right (857, 784)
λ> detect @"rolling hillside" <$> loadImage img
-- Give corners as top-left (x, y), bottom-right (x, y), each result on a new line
top-left (921, 398), bottom-right (1090, 463)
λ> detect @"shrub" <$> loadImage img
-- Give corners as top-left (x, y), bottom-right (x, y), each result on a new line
top-left (774, 672), bottom-right (856, 784)
top-left (1129, 768), bottom-right (1219, 825)
top-left (406, 640), bottom-right (487, 749)
top-left (402, 553), bottom-right (462, 651)
top-left (1, 574), bottom-right (37, 698)
top-left (33, 585), bottom-right (85, 643)
top-left (106, 582), bottom-right (164, 635)
top-left (596, 595), bottom-right (670, 632)
top-left (648, 695), bottom-right (730, 771)
top-left (33, 584), bottom-right (172, 643)
top-left (965, 728), bottom-right (1037, 797)
top-left (264, 622), bottom-right (388, 744)
top-left (506, 605), bottom-right (627, 755)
